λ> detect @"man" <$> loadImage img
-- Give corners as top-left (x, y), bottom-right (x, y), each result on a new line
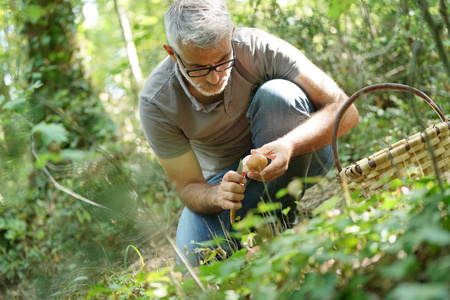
top-left (139, 0), bottom-right (359, 266)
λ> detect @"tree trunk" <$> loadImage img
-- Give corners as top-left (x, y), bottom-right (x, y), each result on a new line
top-left (114, 0), bottom-right (144, 96)
top-left (22, 0), bottom-right (114, 149)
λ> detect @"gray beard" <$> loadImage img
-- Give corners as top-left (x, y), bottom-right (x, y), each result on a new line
top-left (179, 65), bottom-right (232, 97)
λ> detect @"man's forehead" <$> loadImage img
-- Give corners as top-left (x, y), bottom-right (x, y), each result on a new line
top-left (179, 41), bottom-right (232, 66)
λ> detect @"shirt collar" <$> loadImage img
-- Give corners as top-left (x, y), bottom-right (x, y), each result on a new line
top-left (174, 64), bottom-right (225, 113)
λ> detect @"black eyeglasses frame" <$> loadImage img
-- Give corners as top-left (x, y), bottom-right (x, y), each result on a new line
top-left (174, 42), bottom-right (235, 78)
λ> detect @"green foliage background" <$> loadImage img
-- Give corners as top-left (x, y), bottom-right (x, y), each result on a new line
top-left (0, 0), bottom-right (449, 298)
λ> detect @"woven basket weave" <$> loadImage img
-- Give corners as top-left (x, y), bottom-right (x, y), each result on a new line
top-left (332, 83), bottom-right (450, 197)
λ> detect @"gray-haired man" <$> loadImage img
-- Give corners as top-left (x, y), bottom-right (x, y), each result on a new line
top-left (139, 0), bottom-right (359, 266)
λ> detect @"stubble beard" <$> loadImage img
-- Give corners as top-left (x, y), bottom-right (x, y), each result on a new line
top-left (179, 66), bottom-right (232, 97)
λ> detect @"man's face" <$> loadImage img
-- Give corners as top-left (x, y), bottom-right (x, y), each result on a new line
top-left (175, 39), bottom-right (234, 97)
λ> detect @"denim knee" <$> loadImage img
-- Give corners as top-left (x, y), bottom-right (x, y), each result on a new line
top-left (246, 79), bottom-right (333, 185)
top-left (251, 79), bottom-right (315, 114)
top-left (246, 79), bottom-right (317, 147)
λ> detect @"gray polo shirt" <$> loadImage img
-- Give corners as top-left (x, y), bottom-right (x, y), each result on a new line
top-left (139, 27), bottom-right (308, 180)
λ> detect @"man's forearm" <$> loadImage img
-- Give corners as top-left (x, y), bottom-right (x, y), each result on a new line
top-left (281, 101), bottom-right (359, 157)
top-left (179, 182), bottom-right (223, 215)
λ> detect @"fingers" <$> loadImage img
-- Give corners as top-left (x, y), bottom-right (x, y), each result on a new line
top-left (217, 171), bottom-right (247, 210)
top-left (247, 148), bottom-right (288, 182)
top-left (247, 166), bottom-right (284, 182)
top-left (223, 170), bottom-right (247, 185)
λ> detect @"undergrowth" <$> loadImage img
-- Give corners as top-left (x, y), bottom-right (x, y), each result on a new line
top-left (54, 176), bottom-right (450, 299)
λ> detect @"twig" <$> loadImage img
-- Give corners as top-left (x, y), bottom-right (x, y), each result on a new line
top-left (417, 0), bottom-right (450, 78)
top-left (31, 137), bottom-right (109, 210)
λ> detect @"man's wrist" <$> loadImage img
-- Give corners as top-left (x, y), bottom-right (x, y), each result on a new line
top-left (181, 182), bottom-right (223, 215)
top-left (278, 135), bottom-right (295, 158)
top-left (210, 184), bottom-right (224, 212)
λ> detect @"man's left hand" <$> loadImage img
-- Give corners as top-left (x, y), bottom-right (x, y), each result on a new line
top-left (247, 138), bottom-right (293, 182)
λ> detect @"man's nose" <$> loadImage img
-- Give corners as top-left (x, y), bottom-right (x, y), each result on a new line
top-left (206, 70), bottom-right (220, 84)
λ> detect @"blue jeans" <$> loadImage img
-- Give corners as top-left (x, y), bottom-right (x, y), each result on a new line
top-left (176, 79), bottom-right (333, 266)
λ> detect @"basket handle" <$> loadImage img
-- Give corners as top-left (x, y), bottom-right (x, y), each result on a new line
top-left (332, 83), bottom-right (446, 173)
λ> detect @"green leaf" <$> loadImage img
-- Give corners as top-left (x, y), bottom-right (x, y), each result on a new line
top-left (26, 5), bottom-right (46, 24)
top-left (34, 152), bottom-right (62, 169)
top-left (426, 256), bottom-right (450, 281)
top-left (380, 255), bottom-right (417, 280)
top-left (32, 122), bottom-right (68, 146)
top-left (387, 283), bottom-right (449, 300)
top-left (275, 188), bottom-right (288, 199)
top-left (256, 201), bottom-right (282, 214)
top-left (218, 255), bottom-right (245, 279)
top-left (390, 178), bottom-right (405, 189)
top-left (32, 81), bottom-right (43, 89)
top-left (381, 197), bottom-right (400, 210)
top-left (3, 98), bottom-right (26, 112)
top-left (313, 195), bottom-right (339, 215)
top-left (146, 268), bottom-right (171, 283)
top-left (61, 149), bottom-right (88, 161)
top-left (135, 271), bottom-right (146, 283)
top-left (415, 227), bottom-right (450, 246)
top-left (327, 0), bottom-right (357, 19)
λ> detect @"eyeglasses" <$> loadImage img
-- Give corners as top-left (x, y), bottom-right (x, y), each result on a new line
top-left (175, 43), bottom-right (235, 78)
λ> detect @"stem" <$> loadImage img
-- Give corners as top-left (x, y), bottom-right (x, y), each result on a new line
top-left (164, 234), bottom-right (206, 293)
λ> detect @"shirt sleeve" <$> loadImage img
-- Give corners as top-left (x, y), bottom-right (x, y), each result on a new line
top-left (236, 28), bottom-right (308, 83)
top-left (139, 96), bottom-right (192, 159)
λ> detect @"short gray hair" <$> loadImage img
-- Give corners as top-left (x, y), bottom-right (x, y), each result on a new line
top-left (164, 0), bottom-right (234, 53)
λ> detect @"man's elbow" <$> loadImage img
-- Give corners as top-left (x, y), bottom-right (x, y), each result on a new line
top-left (335, 103), bottom-right (359, 138)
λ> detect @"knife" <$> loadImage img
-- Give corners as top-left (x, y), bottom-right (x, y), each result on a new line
top-left (230, 159), bottom-right (244, 226)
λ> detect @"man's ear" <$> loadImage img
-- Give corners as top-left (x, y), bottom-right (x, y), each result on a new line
top-left (163, 44), bottom-right (177, 63)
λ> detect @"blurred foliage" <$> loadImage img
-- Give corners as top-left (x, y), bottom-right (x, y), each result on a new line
top-left (0, 0), bottom-right (449, 298)
top-left (0, 0), bottom-right (178, 297)
top-left (58, 178), bottom-right (450, 299)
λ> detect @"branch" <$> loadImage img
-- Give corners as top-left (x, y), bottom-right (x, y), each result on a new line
top-left (113, 0), bottom-right (144, 93)
top-left (360, 8), bottom-right (400, 60)
top-left (31, 136), bottom-right (109, 210)
top-left (439, 0), bottom-right (450, 33)
top-left (417, 0), bottom-right (450, 78)
top-left (360, 0), bottom-right (377, 39)
top-left (385, 65), bottom-right (407, 79)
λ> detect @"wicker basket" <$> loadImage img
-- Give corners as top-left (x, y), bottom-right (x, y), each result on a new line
top-left (332, 83), bottom-right (450, 197)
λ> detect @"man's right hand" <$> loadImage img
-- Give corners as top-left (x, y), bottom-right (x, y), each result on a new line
top-left (158, 150), bottom-right (247, 215)
top-left (216, 171), bottom-right (247, 211)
